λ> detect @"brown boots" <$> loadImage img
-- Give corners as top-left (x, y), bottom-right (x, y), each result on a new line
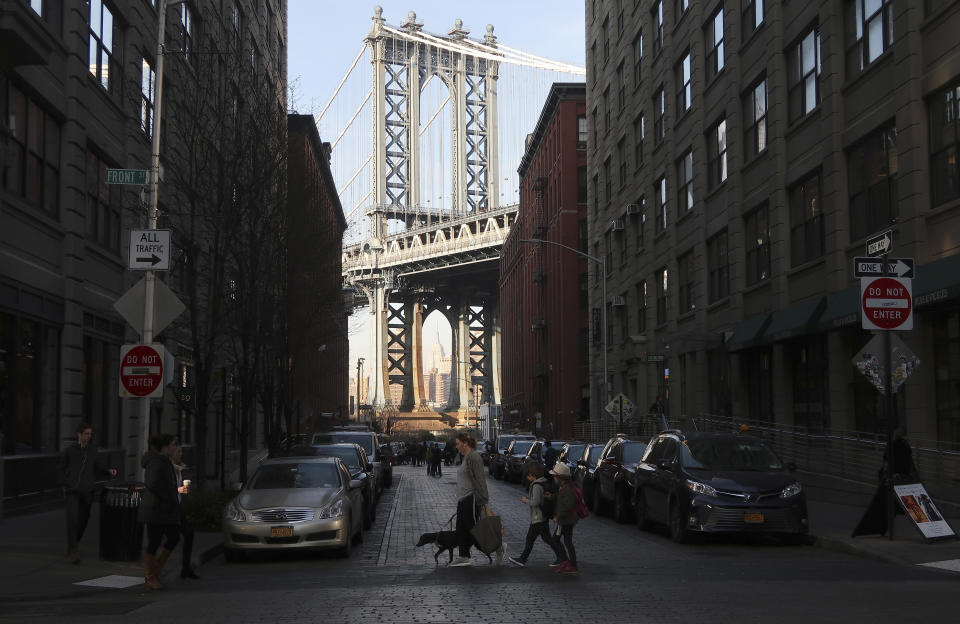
top-left (143, 553), bottom-right (164, 590)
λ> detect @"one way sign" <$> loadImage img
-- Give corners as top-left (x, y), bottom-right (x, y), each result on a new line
top-left (128, 230), bottom-right (171, 271)
top-left (853, 257), bottom-right (914, 279)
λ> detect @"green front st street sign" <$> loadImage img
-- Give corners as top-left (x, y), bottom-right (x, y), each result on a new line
top-left (105, 168), bottom-right (148, 185)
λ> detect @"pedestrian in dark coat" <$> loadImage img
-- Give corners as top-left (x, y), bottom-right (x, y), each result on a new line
top-left (138, 434), bottom-right (185, 590)
top-left (550, 462), bottom-right (580, 574)
top-left (58, 422), bottom-right (117, 563)
top-left (172, 443), bottom-right (199, 580)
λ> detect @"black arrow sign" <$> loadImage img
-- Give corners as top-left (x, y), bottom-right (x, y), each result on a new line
top-left (136, 254), bottom-right (162, 266)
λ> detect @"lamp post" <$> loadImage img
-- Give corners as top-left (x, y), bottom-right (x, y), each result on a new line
top-left (356, 357), bottom-right (365, 422)
top-left (519, 238), bottom-right (609, 416)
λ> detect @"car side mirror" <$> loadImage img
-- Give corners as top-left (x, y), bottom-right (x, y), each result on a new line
top-left (231, 482), bottom-right (244, 491)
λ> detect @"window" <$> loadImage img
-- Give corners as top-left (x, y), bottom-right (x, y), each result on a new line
top-left (655, 176), bottom-right (667, 233)
top-left (634, 196), bottom-right (646, 250)
top-left (617, 0), bottom-right (624, 36)
top-left (845, 0), bottom-right (893, 76)
top-left (617, 63), bottom-right (626, 110)
top-left (654, 86), bottom-right (666, 145)
top-left (141, 59), bottom-right (155, 138)
top-left (27, 0), bottom-right (62, 32)
top-left (677, 150), bottom-right (693, 214)
top-left (636, 280), bottom-right (648, 333)
top-left (591, 42), bottom-right (597, 89)
top-left (708, 230), bottom-right (730, 302)
top-left (634, 114), bottom-right (645, 168)
top-left (619, 228), bottom-right (628, 265)
top-left (744, 204), bottom-right (771, 284)
top-left (790, 338), bottom-right (830, 432)
top-left (744, 79), bottom-right (767, 160)
top-left (652, 1), bottom-right (664, 55)
top-left (789, 172), bottom-right (824, 267)
top-left (633, 31), bottom-right (643, 85)
top-left (656, 267), bottom-right (668, 325)
top-left (933, 312), bottom-right (960, 443)
top-left (85, 148), bottom-right (121, 252)
top-left (592, 174), bottom-right (599, 214)
top-left (742, 0), bottom-right (764, 39)
top-left (677, 0), bottom-right (690, 21)
top-left (707, 118), bottom-right (728, 190)
top-left (604, 87), bottom-right (611, 133)
top-left (266, 2), bottom-right (273, 41)
top-left (88, 0), bottom-right (121, 95)
top-left (604, 157), bottom-right (612, 204)
top-left (676, 52), bottom-right (692, 114)
top-left (930, 81), bottom-right (960, 206)
top-left (578, 166), bottom-right (588, 203)
top-left (231, 2), bottom-right (242, 49)
top-left (706, 8), bottom-right (725, 83)
top-left (678, 251), bottom-right (695, 314)
top-left (788, 28), bottom-right (821, 123)
top-left (577, 115), bottom-right (588, 149)
top-left (618, 139), bottom-right (627, 188)
top-left (2, 82), bottom-right (60, 216)
top-left (848, 124), bottom-right (898, 240)
top-left (604, 232), bottom-right (613, 277)
top-left (603, 16), bottom-right (610, 60)
top-left (180, 3), bottom-right (195, 65)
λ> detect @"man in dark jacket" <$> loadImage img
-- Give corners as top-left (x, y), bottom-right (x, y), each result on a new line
top-left (59, 422), bottom-right (117, 563)
top-left (138, 434), bottom-right (184, 590)
top-left (543, 441), bottom-right (560, 471)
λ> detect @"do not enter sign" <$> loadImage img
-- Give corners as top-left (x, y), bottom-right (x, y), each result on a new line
top-left (119, 344), bottom-right (165, 398)
top-left (861, 277), bottom-right (913, 331)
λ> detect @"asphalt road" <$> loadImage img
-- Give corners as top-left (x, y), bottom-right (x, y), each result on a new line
top-left (6, 465), bottom-right (955, 623)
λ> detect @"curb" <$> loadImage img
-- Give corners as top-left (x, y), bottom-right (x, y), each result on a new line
top-left (813, 534), bottom-right (912, 568)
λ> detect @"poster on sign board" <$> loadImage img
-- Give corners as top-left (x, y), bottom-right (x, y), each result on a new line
top-left (893, 483), bottom-right (956, 540)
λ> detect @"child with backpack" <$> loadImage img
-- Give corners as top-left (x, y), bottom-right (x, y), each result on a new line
top-left (508, 463), bottom-right (564, 567)
top-left (550, 462), bottom-right (586, 574)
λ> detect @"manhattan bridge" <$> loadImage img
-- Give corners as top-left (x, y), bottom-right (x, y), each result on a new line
top-left (320, 8), bottom-right (584, 429)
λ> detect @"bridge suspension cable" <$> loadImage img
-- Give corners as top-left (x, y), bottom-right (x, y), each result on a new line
top-left (316, 45), bottom-right (366, 124)
top-left (332, 89), bottom-right (373, 150)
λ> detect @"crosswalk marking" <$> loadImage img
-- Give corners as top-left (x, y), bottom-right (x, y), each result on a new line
top-left (918, 559), bottom-right (960, 573)
top-left (73, 574), bottom-right (143, 588)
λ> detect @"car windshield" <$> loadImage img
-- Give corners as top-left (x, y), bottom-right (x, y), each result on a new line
top-left (564, 444), bottom-right (585, 460)
top-left (510, 441), bottom-right (533, 455)
top-left (329, 433), bottom-right (374, 456)
top-left (312, 446), bottom-right (360, 470)
top-left (249, 463), bottom-right (341, 489)
top-left (498, 437), bottom-right (521, 452)
top-left (622, 443), bottom-right (647, 464)
top-left (681, 437), bottom-right (784, 471)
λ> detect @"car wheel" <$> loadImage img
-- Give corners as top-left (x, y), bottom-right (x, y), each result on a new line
top-left (592, 485), bottom-right (605, 516)
top-left (614, 490), bottom-right (633, 524)
top-left (669, 500), bottom-right (690, 544)
top-left (337, 518), bottom-right (353, 558)
top-left (635, 490), bottom-right (653, 531)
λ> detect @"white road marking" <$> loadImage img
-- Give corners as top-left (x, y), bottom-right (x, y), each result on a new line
top-left (918, 559), bottom-right (960, 573)
top-left (73, 574), bottom-right (143, 588)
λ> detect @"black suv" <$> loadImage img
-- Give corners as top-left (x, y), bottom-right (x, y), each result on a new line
top-left (310, 443), bottom-right (377, 529)
top-left (313, 429), bottom-right (393, 496)
top-left (489, 433), bottom-right (535, 479)
top-left (573, 442), bottom-right (606, 507)
top-left (592, 434), bottom-right (649, 523)
top-left (502, 439), bottom-right (541, 483)
top-left (633, 431), bottom-right (808, 543)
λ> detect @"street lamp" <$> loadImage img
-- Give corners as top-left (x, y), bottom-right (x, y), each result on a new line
top-left (519, 238), bottom-right (609, 416)
top-left (356, 357), bottom-right (365, 422)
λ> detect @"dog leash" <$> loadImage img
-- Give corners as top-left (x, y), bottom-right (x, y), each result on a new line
top-left (442, 512), bottom-right (457, 531)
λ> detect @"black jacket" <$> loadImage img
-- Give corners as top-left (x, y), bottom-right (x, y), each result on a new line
top-left (59, 443), bottom-right (111, 494)
top-left (137, 451), bottom-right (180, 525)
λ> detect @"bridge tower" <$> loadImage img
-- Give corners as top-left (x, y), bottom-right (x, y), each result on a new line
top-left (358, 8), bottom-right (502, 424)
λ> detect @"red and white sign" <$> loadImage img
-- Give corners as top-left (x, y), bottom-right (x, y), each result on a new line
top-left (119, 344), bottom-right (165, 398)
top-left (861, 277), bottom-right (913, 331)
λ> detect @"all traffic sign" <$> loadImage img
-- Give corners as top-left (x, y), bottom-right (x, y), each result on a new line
top-left (128, 229), bottom-right (171, 270)
top-left (119, 344), bottom-right (165, 398)
top-left (861, 277), bottom-right (913, 331)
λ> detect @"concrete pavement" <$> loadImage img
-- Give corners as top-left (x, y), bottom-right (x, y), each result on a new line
top-left (0, 463), bottom-right (957, 605)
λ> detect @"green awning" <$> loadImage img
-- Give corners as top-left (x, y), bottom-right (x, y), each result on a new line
top-left (914, 253), bottom-right (960, 307)
top-left (725, 313), bottom-right (771, 352)
top-left (818, 287), bottom-right (859, 331)
top-left (761, 296), bottom-right (827, 343)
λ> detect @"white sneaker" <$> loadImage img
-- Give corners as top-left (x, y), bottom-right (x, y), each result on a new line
top-left (495, 542), bottom-right (507, 565)
top-left (449, 556), bottom-right (472, 567)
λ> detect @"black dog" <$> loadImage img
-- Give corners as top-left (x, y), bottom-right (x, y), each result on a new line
top-left (416, 531), bottom-right (492, 565)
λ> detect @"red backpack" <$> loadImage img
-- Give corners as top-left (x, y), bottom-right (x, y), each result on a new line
top-left (564, 483), bottom-right (590, 519)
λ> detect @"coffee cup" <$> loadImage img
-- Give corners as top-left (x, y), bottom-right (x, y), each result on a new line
top-left (183, 479), bottom-right (191, 490)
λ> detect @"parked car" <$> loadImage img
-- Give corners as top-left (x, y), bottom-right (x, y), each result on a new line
top-left (503, 439), bottom-right (542, 483)
top-left (313, 429), bottom-right (393, 495)
top-left (632, 431), bottom-right (808, 543)
top-left (222, 457), bottom-right (365, 559)
top-left (574, 443), bottom-right (606, 507)
top-left (593, 434), bottom-right (649, 523)
top-left (489, 433), bottom-right (535, 479)
top-left (310, 443), bottom-right (377, 529)
top-left (556, 441), bottom-right (586, 474)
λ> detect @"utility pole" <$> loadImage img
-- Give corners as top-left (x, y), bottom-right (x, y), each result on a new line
top-left (356, 357), bottom-right (365, 422)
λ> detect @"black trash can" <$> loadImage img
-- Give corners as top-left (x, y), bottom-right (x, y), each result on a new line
top-left (99, 483), bottom-right (145, 561)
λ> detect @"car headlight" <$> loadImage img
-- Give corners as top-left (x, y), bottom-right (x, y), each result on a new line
top-left (685, 479), bottom-right (718, 498)
top-left (224, 500), bottom-right (246, 522)
top-left (780, 482), bottom-right (803, 498)
top-left (316, 499), bottom-right (345, 519)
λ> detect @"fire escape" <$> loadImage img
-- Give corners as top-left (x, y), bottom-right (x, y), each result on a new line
top-left (531, 176), bottom-right (548, 432)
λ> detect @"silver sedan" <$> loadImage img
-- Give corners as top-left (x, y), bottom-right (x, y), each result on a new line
top-left (223, 457), bottom-right (365, 559)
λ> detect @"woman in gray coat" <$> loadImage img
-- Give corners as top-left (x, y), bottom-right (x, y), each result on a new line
top-left (138, 434), bottom-right (185, 590)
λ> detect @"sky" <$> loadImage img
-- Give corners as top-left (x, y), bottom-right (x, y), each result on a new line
top-left (286, 1), bottom-right (587, 374)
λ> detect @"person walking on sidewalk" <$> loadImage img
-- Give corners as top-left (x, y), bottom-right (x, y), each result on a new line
top-left (509, 463), bottom-right (563, 567)
top-left (139, 434), bottom-right (185, 590)
top-left (172, 444), bottom-right (199, 580)
top-left (550, 462), bottom-right (580, 574)
top-left (450, 433), bottom-right (505, 566)
top-left (58, 422), bottom-right (117, 564)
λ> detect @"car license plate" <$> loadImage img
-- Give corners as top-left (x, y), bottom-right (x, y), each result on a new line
top-left (743, 512), bottom-right (765, 524)
top-left (270, 526), bottom-right (294, 537)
